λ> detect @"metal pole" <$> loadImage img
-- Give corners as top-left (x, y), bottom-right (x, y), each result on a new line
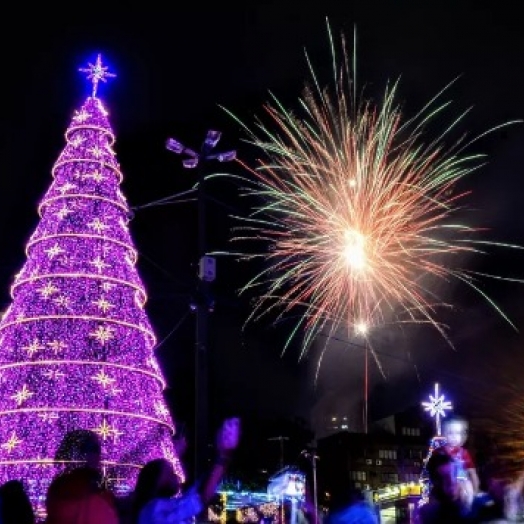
top-left (195, 157), bottom-right (209, 479)
top-left (312, 453), bottom-right (318, 524)
top-left (302, 449), bottom-right (319, 524)
top-left (364, 343), bottom-right (368, 434)
top-left (165, 132), bottom-right (235, 481)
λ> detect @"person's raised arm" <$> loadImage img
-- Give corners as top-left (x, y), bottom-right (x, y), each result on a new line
top-left (199, 418), bottom-right (241, 504)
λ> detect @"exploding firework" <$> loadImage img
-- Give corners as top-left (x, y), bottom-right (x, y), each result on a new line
top-left (221, 25), bottom-right (520, 367)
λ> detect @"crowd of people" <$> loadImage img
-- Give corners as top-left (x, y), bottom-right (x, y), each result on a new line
top-left (2, 414), bottom-right (524, 523)
top-left (415, 447), bottom-right (524, 523)
top-left (415, 416), bottom-right (524, 523)
top-left (0, 417), bottom-right (240, 524)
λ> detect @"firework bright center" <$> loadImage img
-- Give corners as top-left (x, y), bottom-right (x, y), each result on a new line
top-left (343, 229), bottom-right (366, 270)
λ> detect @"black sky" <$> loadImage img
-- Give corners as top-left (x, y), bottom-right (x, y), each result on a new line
top-left (1, 1), bottom-right (524, 443)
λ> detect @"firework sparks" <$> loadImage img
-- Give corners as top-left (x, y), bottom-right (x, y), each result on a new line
top-left (221, 25), bottom-right (521, 369)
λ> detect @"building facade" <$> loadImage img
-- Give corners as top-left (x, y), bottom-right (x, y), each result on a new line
top-left (317, 405), bottom-right (432, 523)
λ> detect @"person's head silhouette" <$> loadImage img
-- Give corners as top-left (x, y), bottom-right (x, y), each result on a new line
top-left (54, 429), bottom-right (102, 470)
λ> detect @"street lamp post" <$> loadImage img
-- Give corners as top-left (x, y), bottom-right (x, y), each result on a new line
top-left (354, 321), bottom-right (369, 434)
top-left (364, 342), bottom-right (368, 434)
top-left (302, 449), bottom-right (319, 524)
top-left (166, 131), bottom-right (236, 479)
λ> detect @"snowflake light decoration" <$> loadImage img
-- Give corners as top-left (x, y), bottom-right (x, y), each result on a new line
top-left (422, 382), bottom-right (452, 436)
top-left (79, 54), bottom-right (116, 97)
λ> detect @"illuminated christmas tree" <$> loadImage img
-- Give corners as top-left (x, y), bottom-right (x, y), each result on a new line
top-left (0, 55), bottom-right (183, 513)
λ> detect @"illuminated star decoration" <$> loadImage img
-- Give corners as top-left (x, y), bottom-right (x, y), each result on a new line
top-left (78, 54), bottom-right (116, 97)
top-left (422, 383), bottom-right (453, 436)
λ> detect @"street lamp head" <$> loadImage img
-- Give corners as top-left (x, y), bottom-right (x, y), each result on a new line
top-left (354, 321), bottom-right (369, 337)
top-left (166, 137), bottom-right (184, 154)
top-left (183, 157), bottom-right (199, 169)
top-left (217, 150), bottom-right (237, 162)
top-left (205, 130), bottom-right (222, 149)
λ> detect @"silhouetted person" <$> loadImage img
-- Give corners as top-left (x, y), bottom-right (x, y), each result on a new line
top-left (118, 431), bottom-right (190, 524)
top-left (134, 418), bottom-right (240, 524)
top-left (416, 449), bottom-right (472, 524)
top-left (0, 479), bottom-right (35, 524)
top-left (46, 429), bottom-right (118, 524)
top-left (131, 459), bottom-right (177, 523)
top-left (470, 460), bottom-right (524, 522)
top-left (326, 480), bottom-right (378, 524)
top-left (442, 417), bottom-right (479, 496)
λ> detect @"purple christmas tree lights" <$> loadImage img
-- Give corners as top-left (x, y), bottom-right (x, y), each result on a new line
top-left (0, 56), bottom-right (183, 514)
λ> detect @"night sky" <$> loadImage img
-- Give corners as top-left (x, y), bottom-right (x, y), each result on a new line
top-left (1, 0), bottom-right (524, 457)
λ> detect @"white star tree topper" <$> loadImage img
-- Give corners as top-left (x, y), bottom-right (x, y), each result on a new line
top-left (421, 382), bottom-right (453, 436)
top-left (78, 54), bottom-right (116, 97)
